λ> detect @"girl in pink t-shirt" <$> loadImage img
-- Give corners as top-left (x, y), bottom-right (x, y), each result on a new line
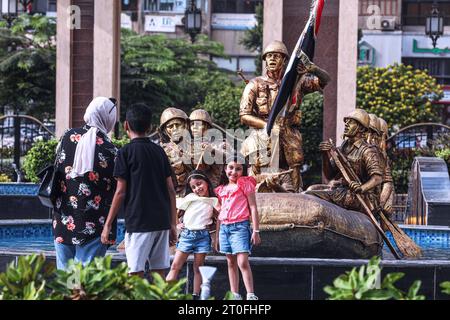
top-left (214, 155), bottom-right (261, 300)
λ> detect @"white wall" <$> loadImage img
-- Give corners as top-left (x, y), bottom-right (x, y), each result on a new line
top-left (361, 30), bottom-right (403, 67)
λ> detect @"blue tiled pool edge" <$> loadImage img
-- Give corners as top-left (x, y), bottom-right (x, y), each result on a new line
top-left (0, 183), bottom-right (39, 196)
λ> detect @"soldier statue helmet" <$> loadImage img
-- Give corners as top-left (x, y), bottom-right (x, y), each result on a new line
top-left (262, 40), bottom-right (289, 60)
top-left (189, 109), bottom-right (212, 138)
top-left (343, 109), bottom-right (370, 131)
top-left (378, 118), bottom-right (389, 137)
top-left (159, 107), bottom-right (189, 143)
top-left (368, 114), bottom-right (380, 136)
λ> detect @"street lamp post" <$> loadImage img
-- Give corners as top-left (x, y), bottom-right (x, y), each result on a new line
top-left (184, 0), bottom-right (202, 43)
top-left (0, 0), bottom-right (18, 28)
top-left (426, 2), bottom-right (444, 49)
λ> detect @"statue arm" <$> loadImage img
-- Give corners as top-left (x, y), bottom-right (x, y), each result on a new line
top-left (240, 80), bottom-right (266, 129)
top-left (310, 64), bottom-right (331, 88)
top-left (361, 174), bottom-right (382, 193)
top-left (241, 115), bottom-right (266, 129)
top-left (380, 182), bottom-right (394, 207)
top-left (360, 148), bottom-right (383, 193)
top-left (380, 162), bottom-right (394, 208)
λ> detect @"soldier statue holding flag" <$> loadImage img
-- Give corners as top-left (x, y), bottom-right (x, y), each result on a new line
top-left (239, 40), bottom-right (330, 192)
top-left (239, 0), bottom-right (330, 193)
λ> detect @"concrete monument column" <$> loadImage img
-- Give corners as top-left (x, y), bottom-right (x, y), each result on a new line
top-left (93, 0), bottom-right (121, 102)
top-left (263, 0), bottom-right (357, 145)
top-left (55, 0), bottom-right (121, 137)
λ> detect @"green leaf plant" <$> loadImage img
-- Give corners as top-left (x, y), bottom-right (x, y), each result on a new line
top-left (0, 254), bottom-right (192, 300)
top-left (324, 257), bottom-right (425, 300)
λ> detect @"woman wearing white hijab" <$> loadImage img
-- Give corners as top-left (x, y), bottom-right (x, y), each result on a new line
top-left (52, 97), bottom-right (119, 270)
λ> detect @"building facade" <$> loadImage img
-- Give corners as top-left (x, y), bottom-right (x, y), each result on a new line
top-left (121, 0), bottom-right (262, 74)
top-left (25, 0), bottom-right (261, 74)
top-left (358, 0), bottom-right (450, 123)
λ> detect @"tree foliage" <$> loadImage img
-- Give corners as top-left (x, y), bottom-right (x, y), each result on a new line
top-left (239, 3), bottom-right (263, 75)
top-left (239, 3), bottom-right (264, 75)
top-left (357, 64), bottom-right (443, 133)
top-left (200, 82), bottom-right (245, 130)
top-left (0, 14), bottom-right (56, 119)
top-left (300, 92), bottom-right (324, 187)
top-left (120, 31), bottom-right (231, 125)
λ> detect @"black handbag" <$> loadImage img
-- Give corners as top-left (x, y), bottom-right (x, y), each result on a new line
top-left (37, 164), bottom-right (59, 208)
top-left (37, 137), bottom-right (62, 209)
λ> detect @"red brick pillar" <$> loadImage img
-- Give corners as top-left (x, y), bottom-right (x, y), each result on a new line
top-left (56, 0), bottom-right (120, 136)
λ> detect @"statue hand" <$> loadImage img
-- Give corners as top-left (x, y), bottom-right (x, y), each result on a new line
top-left (319, 141), bottom-right (333, 152)
top-left (271, 123), bottom-right (281, 135)
top-left (297, 63), bottom-right (307, 75)
top-left (298, 51), bottom-right (313, 73)
top-left (265, 175), bottom-right (279, 189)
top-left (349, 181), bottom-right (363, 194)
top-left (384, 205), bottom-right (394, 216)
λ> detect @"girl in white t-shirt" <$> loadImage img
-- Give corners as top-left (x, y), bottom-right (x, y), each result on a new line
top-left (166, 170), bottom-right (218, 298)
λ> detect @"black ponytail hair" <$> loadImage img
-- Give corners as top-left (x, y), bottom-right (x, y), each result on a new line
top-left (185, 170), bottom-right (216, 197)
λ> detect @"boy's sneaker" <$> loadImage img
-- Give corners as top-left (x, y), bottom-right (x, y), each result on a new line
top-left (247, 293), bottom-right (259, 300)
top-left (231, 292), bottom-right (243, 300)
top-left (192, 294), bottom-right (200, 300)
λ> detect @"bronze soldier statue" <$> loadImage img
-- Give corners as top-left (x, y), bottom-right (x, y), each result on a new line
top-left (305, 109), bottom-right (383, 212)
top-left (159, 107), bottom-right (192, 196)
top-left (377, 117), bottom-right (395, 217)
top-left (367, 114), bottom-right (381, 147)
top-left (240, 40), bottom-right (330, 193)
top-left (366, 114), bottom-right (394, 218)
top-left (189, 109), bottom-right (230, 187)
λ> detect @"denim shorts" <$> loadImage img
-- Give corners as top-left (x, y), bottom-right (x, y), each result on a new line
top-left (219, 220), bottom-right (252, 255)
top-left (177, 229), bottom-right (211, 254)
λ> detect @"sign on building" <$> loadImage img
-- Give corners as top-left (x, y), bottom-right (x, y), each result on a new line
top-left (145, 14), bottom-right (183, 32)
top-left (211, 14), bottom-right (256, 31)
top-left (403, 35), bottom-right (450, 58)
top-left (121, 13), bottom-right (132, 30)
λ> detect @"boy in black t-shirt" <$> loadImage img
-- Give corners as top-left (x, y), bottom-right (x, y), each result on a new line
top-left (101, 103), bottom-right (177, 277)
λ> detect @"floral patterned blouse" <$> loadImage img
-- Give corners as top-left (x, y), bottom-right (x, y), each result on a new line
top-left (53, 125), bottom-right (118, 246)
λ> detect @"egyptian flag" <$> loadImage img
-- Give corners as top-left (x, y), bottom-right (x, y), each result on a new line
top-left (266, 0), bottom-right (325, 135)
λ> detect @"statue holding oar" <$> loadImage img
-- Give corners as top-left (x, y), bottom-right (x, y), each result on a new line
top-left (305, 109), bottom-right (421, 258)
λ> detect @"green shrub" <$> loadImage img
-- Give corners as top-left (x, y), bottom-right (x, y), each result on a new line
top-left (441, 281), bottom-right (450, 295)
top-left (324, 257), bottom-right (425, 300)
top-left (0, 173), bottom-right (12, 182)
top-left (0, 254), bottom-right (191, 300)
top-left (22, 139), bottom-right (58, 183)
top-left (357, 64), bottom-right (443, 133)
top-left (0, 146), bottom-right (13, 159)
top-left (0, 254), bottom-right (55, 300)
top-left (49, 255), bottom-right (190, 300)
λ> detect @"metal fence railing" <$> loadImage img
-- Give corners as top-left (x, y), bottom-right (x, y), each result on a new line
top-left (0, 115), bottom-right (55, 181)
top-left (386, 123), bottom-right (450, 222)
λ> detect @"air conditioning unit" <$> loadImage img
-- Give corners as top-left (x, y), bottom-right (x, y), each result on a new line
top-left (380, 18), bottom-right (396, 31)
